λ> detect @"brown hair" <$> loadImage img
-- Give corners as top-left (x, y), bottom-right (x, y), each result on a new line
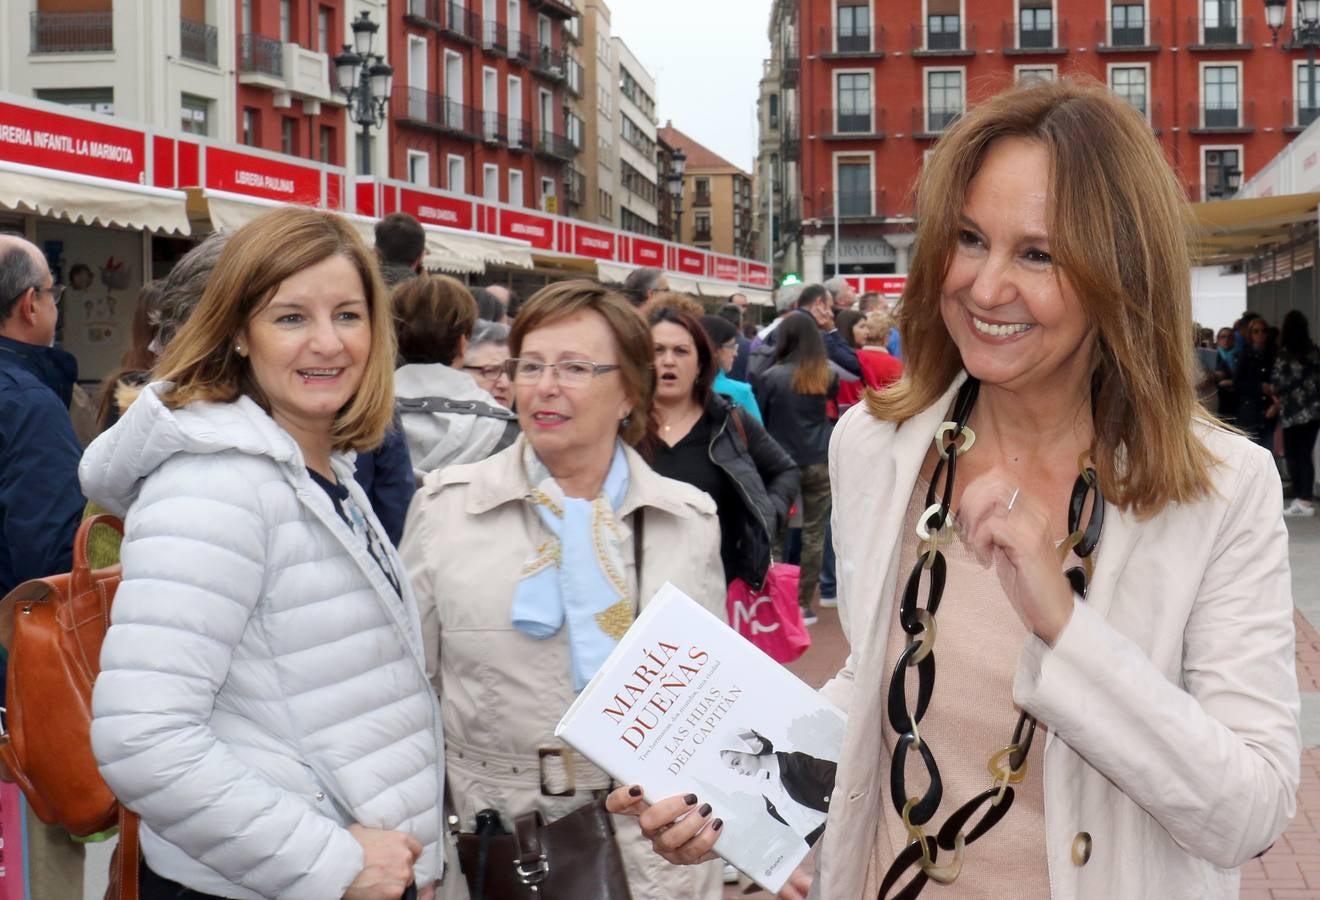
top-left (639, 291), bottom-right (705, 322)
top-left (96, 281), bottom-right (162, 431)
top-left (510, 279), bottom-right (654, 445)
top-left (870, 77), bottom-right (1212, 517)
top-left (152, 206), bottom-right (396, 453)
top-left (393, 274), bottom-right (478, 366)
top-left (647, 305), bottom-right (717, 407)
top-left (775, 312), bottom-right (833, 396)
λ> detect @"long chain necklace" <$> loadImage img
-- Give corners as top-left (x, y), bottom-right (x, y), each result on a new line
top-left (878, 377), bottom-right (1105, 900)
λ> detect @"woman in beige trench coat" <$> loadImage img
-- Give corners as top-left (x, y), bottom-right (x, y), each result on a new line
top-left (401, 280), bottom-right (726, 900)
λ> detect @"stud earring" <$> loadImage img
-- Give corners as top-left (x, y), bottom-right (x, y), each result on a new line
top-left (234, 343), bottom-right (245, 357)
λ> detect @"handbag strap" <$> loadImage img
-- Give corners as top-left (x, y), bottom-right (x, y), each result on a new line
top-left (117, 808), bottom-right (140, 900)
top-left (396, 396), bottom-right (518, 421)
top-left (632, 509), bottom-right (644, 615)
top-left (727, 405), bottom-right (748, 449)
top-left (513, 811), bottom-right (550, 887)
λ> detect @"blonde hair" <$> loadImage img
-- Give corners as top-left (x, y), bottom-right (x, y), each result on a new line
top-left (870, 78), bottom-right (1212, 517)
top-left (153, 207), bottom-right (396, 453)
top-left (863, 309), bottom-right (893, 347)
top-left (510, 279), bottom-right (655, 445)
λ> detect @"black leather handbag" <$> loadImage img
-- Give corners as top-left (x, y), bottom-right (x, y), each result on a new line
top-left (453, 796), bottom-right (632, 900)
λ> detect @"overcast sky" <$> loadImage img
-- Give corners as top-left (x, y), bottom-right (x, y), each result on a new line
top-left (608, 0), bottom-right (771, 174)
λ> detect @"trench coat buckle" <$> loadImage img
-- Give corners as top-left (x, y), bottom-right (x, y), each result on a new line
top-left (538, 747), bottom-right (576, 797)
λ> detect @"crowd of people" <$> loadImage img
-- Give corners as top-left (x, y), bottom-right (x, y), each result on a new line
top-left (0, 75), bottom-right (1314, 900)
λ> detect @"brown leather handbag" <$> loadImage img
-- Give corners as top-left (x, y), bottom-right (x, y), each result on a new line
top-left (453, 796), bottom-right (632, 900)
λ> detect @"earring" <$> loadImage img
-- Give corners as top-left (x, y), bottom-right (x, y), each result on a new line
top-left (234, 343), bottom-right (245, 357)
top-left (619, 415), bottom-right (631, 430)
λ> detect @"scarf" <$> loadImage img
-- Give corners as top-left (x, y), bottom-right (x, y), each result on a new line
top-left (512, 441), bottom-right (634, 691)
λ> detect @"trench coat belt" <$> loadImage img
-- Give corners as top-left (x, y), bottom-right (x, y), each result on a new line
top-left (445, 736), bottom-right (614, 796)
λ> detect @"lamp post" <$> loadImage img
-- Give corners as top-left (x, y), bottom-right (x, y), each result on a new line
top-left (1266, 0), bottom-right (1320, 129)
top-left (666, 147), bottom-right (687, 243)
top-left (334, 11), bottom-right (393, 176)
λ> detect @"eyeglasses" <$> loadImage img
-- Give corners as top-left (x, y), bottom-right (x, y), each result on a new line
top-left (463, 363), bottom-right (508, 381)
top-left (504, 358), bottom-right (621, 387)
top-left (10, 282), bottom-right (63, 307)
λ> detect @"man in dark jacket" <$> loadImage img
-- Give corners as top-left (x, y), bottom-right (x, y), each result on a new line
top-left (0, 234), bottom-right (84, 605)
top-left (756, 283), bottom-right (861, 377)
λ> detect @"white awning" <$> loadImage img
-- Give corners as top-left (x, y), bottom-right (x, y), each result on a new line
top-left (596, 260), bottom-right (638, 283)
top-left (664, 274), bottom-right (700, 294)
top-left (424, 225), bottom-right (534, 274)
top-left (0, 160), bottom-right (190, 235)
top-left (200, 189), bottom-right (292, 231)
top-left (739, 288), bottom-right (773, 307)
top-left (697, 281), bottom-right (744, 300)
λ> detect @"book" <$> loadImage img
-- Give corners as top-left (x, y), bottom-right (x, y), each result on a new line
top-left (555, 582), bottom-right (846, 894)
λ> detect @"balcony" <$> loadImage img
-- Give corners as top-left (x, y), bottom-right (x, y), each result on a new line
top-left (442, 1), bottom-right (480, 43)
top-left (404, 0), bottom-right (444, 28)
top-left (1190, 100), bottom-right (1254, 133)
top-left (482, 20), bottom-right (508, 51)
top-left (565, 56), bottom-right (584, 95)
top-left (30, 11), bottom-right (112, 54)
top-left (693, 224), bottom-right (713, 242)
top-left (394, 88), bottom-right (479, 139)
top-left (481, 110), bottom-right (507, 142)
top-left (1284, 98), bottom-right (1320, 132)
top-left (534, 44), bottom-right (567, 80)
top-left (780, 37), bottom-right (800, 86)
top-left (529, 0), bottom-right (579, 20)
top-left (814, 188), bottom-right (886, 221)
top-left (507, 117), bottom-right (532, 150)
top-left (1096, 17), bottom-right (1162, 52)
top-left (1187, 15), bottom-right (1252, 50)
top-left (782, 114), bottom-right (799, 159)
top-left (509, 31), bottom-right (534, 65)
top-left (694, 188), bottom-right (712, 208)
top-left (565, 166), bottom-right (587, 205)
top-left (817, 24), bottom-right (886, 57)
top-left (239, 33), bottom-right (283, 82)
top-left (180, 18), bottom-right (218, 66)
top-left (781, 198), bottom-right (802, 234)
top-left (914, 106), bottom-right (962, 138)
top-left (910, 22), bottom-right (976, 55)
top-left (820, 106), bottom-right (885, 139)
top-left (1004, 20), bottom-right (1069, 54)
top-left (535, 129), bottom-right (576, 160)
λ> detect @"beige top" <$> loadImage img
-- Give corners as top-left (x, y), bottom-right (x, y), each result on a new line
top-left (865, 478), bottom-right (1052, 898)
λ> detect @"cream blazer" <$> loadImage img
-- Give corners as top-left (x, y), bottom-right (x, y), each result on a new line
top-left (813, 375), bottom-right (1300, 900)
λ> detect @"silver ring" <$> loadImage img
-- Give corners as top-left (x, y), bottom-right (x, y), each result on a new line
top-left (1006, 488), bottom-right (1020, 514)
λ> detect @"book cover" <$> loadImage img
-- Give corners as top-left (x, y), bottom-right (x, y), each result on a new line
top-left (555, 582), bottom-right (845, 893)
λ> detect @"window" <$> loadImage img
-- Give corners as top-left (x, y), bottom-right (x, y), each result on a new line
top-left (1203, 147), bottom-right (1241, 199)
top-left (281, 117), bottom-right (298, 155)
top-left (694, 212), bottom-right (711, 239)
top-left (836, 3), bottom-right (870, 52)
top-left (509, 170), bottom-right (525, 206)
top-left (694, 177), bottom-right (711, 206)
top-left (567, 112), bottom-right (584, 148)
top-left (836, 72), bottom-right (872, 133)
top-left (771, 152), bottom-right (781, 189)
top-left (541, 176), bottom-right (556, 211)
top-left (318, 6), bottom-right (331, 52)
top-left (598, 83), bottom-right (612, 119)
top-left (484, 164), bottom-right (501, 201)
top-left (280, 0), bottom-right (291, 42)
top-left (242, 0), bottom-right (252, 34)
top-left (621, 162), bottom-right (657, 204)
top-left (769, 94), bottom-right (780, 128)
top-left (408, 151), bottom-right (430, 186)
top-left (1017, 66), bottom-right (1056, 83)
top-left (33, 87), bottom-right (114, 116)
top-left (1299, 63), bottom-right (1320, 126)
top-left (180, 93), bottom-right (210, 135)
top-left (448, 155), bottom-right (466, 192)
top-left (242, 107), bottom-right (259, 146)
top-left (927, 0), bottom-right (960, 49)
top-left (1203, 0), bottom-right (1237, 44)
top-left (620, 114), bottom-right (655, 157)
top-left (838, 159), bottom-right (872, 216)
top-left (926, 70), bottom-right (964, 131)
top-left (598, 188), bottom-right (614, 221)
top-left (319, 125), bottom-right (335, 164)
top-left (1110, 66), bottom-right (1148, 117)
top-left (508, 75), bottom-right (523, 144)
top-left (619, 66), bottom-right (656, 117)
top-left (1203, 65), bottom-right (1239, 127)
top-left (1020, 1), bottom-right (1054, 48)
top-left (1111, 3), bottom-right (1145, 46)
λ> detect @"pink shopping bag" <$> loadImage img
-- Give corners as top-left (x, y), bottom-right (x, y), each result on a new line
top-left (725, 563), bottom-right (811, 664)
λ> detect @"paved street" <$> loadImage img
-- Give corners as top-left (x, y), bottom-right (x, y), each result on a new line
top-left (729, 513), bottom-right (1320, 899)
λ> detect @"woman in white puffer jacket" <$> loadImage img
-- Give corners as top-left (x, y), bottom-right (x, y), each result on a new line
top-left (80, 207), bottom-right (444, 900)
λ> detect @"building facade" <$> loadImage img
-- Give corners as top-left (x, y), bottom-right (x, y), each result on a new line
top-left (767, 0), bottom-right (1314, 283)
top-left (659, 122), bottom-right (756, 258)
top-left (754, 0), bottom-right (802, 282)
top-left (580, 0), bottom-right (615, 224)
top-left (613, 37), bottom-right (659, 236)
top-left (389, 0), bottom-right (579, 210)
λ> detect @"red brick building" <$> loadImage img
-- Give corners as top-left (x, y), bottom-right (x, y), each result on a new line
top-left (387, 0), bottom-right (579, 210)
top-left (778, 0), bottom-right (1312, 280)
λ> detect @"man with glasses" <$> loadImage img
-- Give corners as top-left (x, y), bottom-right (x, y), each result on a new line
top-left (0, 232), bottom-right (87, 898)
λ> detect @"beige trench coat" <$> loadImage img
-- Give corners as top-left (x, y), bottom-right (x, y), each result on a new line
top-left (400, 437), bottom-right (726, 900)
top-left (812, 375), bottom-right (1300, 900)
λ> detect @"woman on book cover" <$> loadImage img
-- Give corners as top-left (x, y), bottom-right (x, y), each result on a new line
top-left (608, 78), bottom-right (1298, 900)
top-left (400, 280), bottom-right (728, 900)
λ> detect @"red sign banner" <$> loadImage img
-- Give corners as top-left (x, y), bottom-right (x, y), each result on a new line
top-left (676, 248), bottom-right (705, 275)
top-left (204, 146), bottom-right (323, 204)
top-left (743, 263), bottom-right (771, 287)
top-left (400, 188), bottom-right (474, 230)
top-left (713, 256), bottom-right (740, 282)
top-left (499, 208), bottom-right (554, 249)
top-left (631, 238), bottom-right (664, 267)
top-left (573, 225), bottom-right (616, 260)
top-left (863, 275), bottom-right (908, 296)
top-left (0, 101), bottom-right (145, 183)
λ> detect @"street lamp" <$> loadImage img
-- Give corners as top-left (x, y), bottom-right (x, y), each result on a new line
top-left (334, 11), bottom-right (393, 175)
top-left (666, 147), bottom-right (687, 243)
top-left (1266, 0), bottom-right (1320, 129)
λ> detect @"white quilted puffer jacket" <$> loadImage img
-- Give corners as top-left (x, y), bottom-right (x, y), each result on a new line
top-left (80, 384), bottom-right (444, 899)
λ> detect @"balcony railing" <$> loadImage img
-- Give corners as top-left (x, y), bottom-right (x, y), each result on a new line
top-left (507, 117), bottom-right (531, 149)
top-left (1284, 98), bottom-right (1320, 129)
top-left (536, 130), bottom-right (576, 160)
top-left (693, 225), bottom-right (713, 242)
top-left (1096, 17), bottom-right (1163, 49)
top-left (1192, 99), bottom-right (1254, 131)
top-left (239, 33), bottom-right (284, 77)
top-left (394, 88), bottom-right (479, 138)
top-left (565, 166), bottom-right (587, 205)
top-left (529, 0), bottom-right (578, 19)
top-left (509, 30), bottom-right (533, 64)
top-left (30, 11), bottom-right (113, 54)
top-left (782, 113), bottom-right (799, 159)
top-left (404, 0), bottom-right (444, 28)
top-left (694, 189), bottom-right (712, 208)
top-left (780, 37), bottom-right (800, 84)
top-left (180, 18), bottom-right (218, 66)
top-left (1194, 15), bottom-right (1242, 46)
top-left (481, 110), bottom-right (507, 142)
top-left (442, 1), bottom-right (480, 43)
top-left (817, 24), bottom-right (886, 55)
top-left (914, 106), bottom-right (962, 135)
top-left (1004, 19), bottom-right (1068, 51)
top-left (814, 188), bottom-right (886, 220)
top-left (910, 22), bottom-right (976, 53)
top-left (821, 106), bottom-right (885, 137)
top-left (534, 44), bottom-right (567, 78)
top-left (483, 20), bottom-right (508, 50)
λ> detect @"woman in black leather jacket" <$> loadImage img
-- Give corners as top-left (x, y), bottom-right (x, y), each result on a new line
top-left (642, 305), bottom-right (800, 589)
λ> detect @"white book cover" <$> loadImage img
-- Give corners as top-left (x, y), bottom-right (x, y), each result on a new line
top-left (555, 582), bottom-right (845, 894)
